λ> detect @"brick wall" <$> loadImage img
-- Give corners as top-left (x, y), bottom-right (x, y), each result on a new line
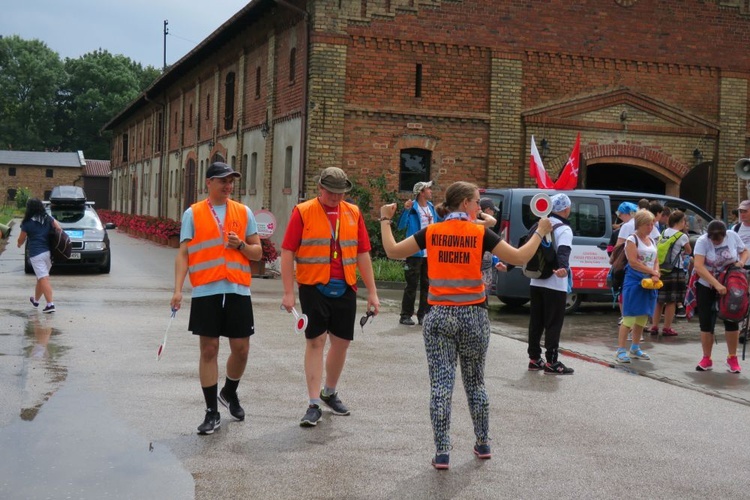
top-left (1, 166), bottom-right (81, 203)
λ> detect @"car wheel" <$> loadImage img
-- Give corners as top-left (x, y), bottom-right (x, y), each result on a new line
top-left (565, 293), bottom-right (582, 314)
top-left (100, 253), bottom-right (111, 274)
top-left (498, 296), bottom-right (529, 308)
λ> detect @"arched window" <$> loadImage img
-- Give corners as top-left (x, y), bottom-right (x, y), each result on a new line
top-left (224, 72), bottom-right (235, 131)
top-left (284, 146), bottom-right (293, 190)
top-left (399, 148), bottom-right (431, 192)
top-left (255, 67), bottom-right (261, 99)
top-left (289, 48), bottom-right (297, 83)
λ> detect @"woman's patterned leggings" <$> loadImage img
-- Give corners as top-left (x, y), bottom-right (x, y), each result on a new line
top-left (422, 304), bottom-right (490, 453)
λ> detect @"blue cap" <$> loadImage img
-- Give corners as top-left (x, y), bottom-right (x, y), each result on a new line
top-left (616, 202), bottom-right (638, 215)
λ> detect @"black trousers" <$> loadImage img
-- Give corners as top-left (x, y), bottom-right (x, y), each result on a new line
top-left (400, 256), bottom-right (430, 319)
top-left (527, 285), bottom-right (567, 363)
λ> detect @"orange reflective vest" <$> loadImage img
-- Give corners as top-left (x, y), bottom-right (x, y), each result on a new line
top-left (295, 198), bottom-right (360, 286)
top-left (187, 199), bottom-right (251, 287)
top-left (426, 220), bottom-right (486, 306)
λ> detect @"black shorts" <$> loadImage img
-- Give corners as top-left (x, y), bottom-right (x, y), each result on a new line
top-left (188, 293), bottom-right (255, 338)
top-left (695, 283), bottom-right (739, 334)
top-left (298, 284), bottom-right (356, 341)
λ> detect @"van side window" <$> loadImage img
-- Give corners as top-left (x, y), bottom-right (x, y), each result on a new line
top-left (570, 199), bottom-right (606, 237)
top-left (521, 196), bottom-right (605, 238)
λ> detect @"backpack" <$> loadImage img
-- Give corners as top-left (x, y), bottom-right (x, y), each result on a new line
top-left (48, 221), bottom-right (72, 262)
top-left (717, 266), bottom-right (749, 322)
top-left (520, 222), bottom-right (564, 279)
top-left (656, 230), bottom-right (684, 274)
top-left (607, 237), bottom-right (639, 293)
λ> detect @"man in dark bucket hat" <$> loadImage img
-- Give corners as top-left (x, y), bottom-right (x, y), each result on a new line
top-left (281, 167), bottom-right (379, 427)
top-left (316, 167), bottom-right (353, 194)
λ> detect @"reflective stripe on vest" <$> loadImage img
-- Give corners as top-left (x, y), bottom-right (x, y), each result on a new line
top-left (187, 199), bottom-right (251, 287)
top-left (426, 220), bottom-right (486, 306)
top-left (295, 199), bottom-right (360, 286)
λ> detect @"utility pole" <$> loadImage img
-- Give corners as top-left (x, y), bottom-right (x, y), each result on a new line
top-left (163, 20), bottom-right (169, 71)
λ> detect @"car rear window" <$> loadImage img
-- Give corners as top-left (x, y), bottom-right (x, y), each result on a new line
top-left (49, 207), bottom-right (103, 229)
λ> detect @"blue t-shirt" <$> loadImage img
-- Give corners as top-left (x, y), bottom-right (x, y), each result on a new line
top-left (180, 203), bottom-right (258, 298)
top-left (21, 216), bottom-right (53, 258)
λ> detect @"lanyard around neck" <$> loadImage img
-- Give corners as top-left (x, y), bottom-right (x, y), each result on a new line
top-left (319, 198), bottom-right (340, 259)
top-left (207, 200), bottom-right (224, 234)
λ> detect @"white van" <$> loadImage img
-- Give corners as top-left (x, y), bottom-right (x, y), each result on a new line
top-left (480, 188), bottom-right (712, 313)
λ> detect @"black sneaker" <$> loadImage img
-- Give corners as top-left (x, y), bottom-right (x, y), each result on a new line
top-left (218, 388), bottom-right (245, 421)
top-left (29, 297), bottom-right (39, 308)
top-left (300, 404), bottom-right (322, 427)
top-left (544, 361), bottom-right (574, 375)
top-left (431, 453), bottom-right (450, 470)
top-left (473, 443), bottom-right (491, 459)
top-left (42, 304), bottom-right (55, 314)
top-left (528, 358), bottom-right (546, 371)
top-left (399, 316), bottom-right (416, 326)
top-left (320, 390), bottom-right (351, 416)
top-left (197, 409), bottom-right (221, 435)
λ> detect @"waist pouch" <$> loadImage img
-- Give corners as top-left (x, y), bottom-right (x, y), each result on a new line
top-left (316, 278), bottom-right (348, 298)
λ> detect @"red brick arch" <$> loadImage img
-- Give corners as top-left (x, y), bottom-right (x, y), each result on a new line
top-left (582, 143), bottom-right (689, 184)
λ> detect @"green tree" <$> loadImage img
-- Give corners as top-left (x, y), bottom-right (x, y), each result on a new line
top-left (0, 35), bottom-right (65, 150)
top-left (60, 50), bottom-right (159, 159)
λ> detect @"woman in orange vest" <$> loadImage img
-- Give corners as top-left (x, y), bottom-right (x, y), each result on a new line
top-left (380, 181), bottom-right (552, 470)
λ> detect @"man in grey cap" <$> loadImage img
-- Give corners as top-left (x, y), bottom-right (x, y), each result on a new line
top-left (396, 180), bottom-right (442, 326)
top-left (527, 193), bottom-right (575, 375)
top-left (171, 161), bottom-right (263, 434)
top-left (281, 167), bottom-right (380, 427)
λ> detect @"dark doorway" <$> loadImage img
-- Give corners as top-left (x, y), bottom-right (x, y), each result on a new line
top-left (680, 162), bottom-right (710, 212)
top-left (586, 163), bottom-right (665, 194)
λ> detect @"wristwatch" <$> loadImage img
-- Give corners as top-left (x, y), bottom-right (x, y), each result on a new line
top-left (237, 241), bottom-right (245, 251)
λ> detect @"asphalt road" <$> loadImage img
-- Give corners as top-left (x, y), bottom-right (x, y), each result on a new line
top-left (2, 229), bottom-right (750, 499)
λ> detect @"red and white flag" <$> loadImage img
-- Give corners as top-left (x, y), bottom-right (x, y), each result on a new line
top-left (554, 132), bottom-right (580, 190)
top-left (529, 136), bottom-right (554, 189)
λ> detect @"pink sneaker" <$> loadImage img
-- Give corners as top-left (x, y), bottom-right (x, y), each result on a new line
top-left (661, 328), bottom-right (679, 336)
top-left (726, 356), bottom-right (742, 373)
top-left (647, 326), bottom-right (659, 336)
top-left (696, 357), bottom-right (713, 371)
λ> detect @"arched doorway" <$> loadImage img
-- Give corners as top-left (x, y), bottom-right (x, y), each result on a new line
top-left (586, 163), bottom-right (666, 194)
top-left (680, 162), bottom-right (711, 211)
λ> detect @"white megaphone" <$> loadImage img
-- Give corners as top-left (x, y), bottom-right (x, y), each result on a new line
top-left (735, 158), bottom-right (750, 180)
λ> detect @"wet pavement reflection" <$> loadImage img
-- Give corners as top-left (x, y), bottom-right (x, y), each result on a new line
top-left (0, 313), bottom-right (193, 499)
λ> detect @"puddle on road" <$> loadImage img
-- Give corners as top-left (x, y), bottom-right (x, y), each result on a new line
top-left (0, 314), bottom-right (194, 499)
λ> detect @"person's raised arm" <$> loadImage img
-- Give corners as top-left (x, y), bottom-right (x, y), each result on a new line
top-left (490, 218), bottom-right (552, 265)
top-left (380, 203), bottom-right (421, 260)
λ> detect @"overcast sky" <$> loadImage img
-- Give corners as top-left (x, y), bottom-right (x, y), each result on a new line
top-left (1, 0), bottom-right (250, 68)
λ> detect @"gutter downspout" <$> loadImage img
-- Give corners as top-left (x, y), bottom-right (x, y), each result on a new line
top-left (275, 0), bottom-right (310, 202)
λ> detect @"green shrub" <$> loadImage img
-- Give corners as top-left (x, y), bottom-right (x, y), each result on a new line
top-left (15, 186), bottom-right (31, 210)
top-left (362, 257), bottom-right (405, 282)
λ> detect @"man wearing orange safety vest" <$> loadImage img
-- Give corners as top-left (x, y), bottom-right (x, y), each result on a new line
top-left (171, 162), bottom-right (263, 435)
top-left (281, 167), bottom-right (380, 427)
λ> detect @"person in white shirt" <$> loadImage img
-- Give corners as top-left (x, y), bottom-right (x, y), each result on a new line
top-left (693, 220), bottom-right (749, 373)
top-left (615, 210), bottom-right (660, 364)
top-left (527, 194), bottom-right (575, 374)
top-left (648, 210), bottom-right (692, 336)
top-left (732, 199), bottom-right (750, 247)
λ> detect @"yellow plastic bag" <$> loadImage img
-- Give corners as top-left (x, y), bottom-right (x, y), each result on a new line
top-left (641, 278), bottom-right (663, 289)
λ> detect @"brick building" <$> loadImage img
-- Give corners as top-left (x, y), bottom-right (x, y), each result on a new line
top-left (0, 151), bottom-right (85, 205)
top-left (103, 0), bottom-right (750, 244)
